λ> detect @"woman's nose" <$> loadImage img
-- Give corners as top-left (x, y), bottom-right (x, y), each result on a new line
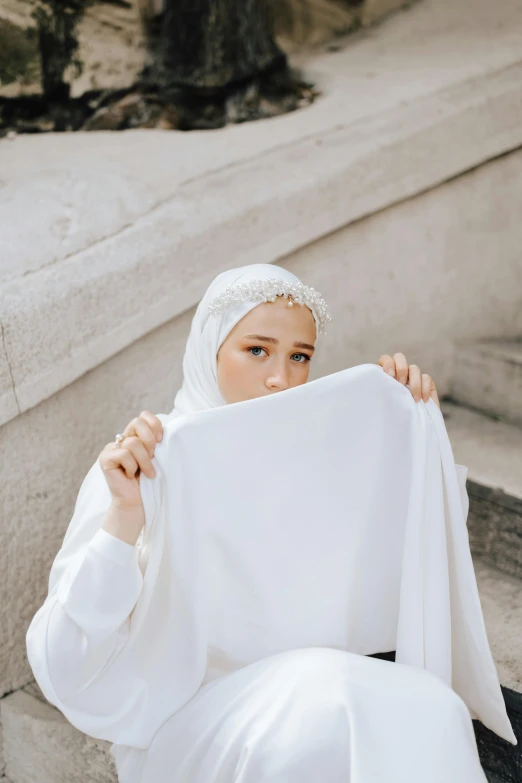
top-left (265, 369), bottom-right (290, 391)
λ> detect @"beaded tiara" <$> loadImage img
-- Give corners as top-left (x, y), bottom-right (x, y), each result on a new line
top-left (207, 278), bottom-right (332, 335)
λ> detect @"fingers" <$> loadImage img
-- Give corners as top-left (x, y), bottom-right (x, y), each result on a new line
top-left (379, 352), bottom-right (441, 410)
top-left (100, 444), bottom-right (140, 480)
top-left (409, 367), bottom-right (441, 408)
top-left (102, 436), bottom-right (156, 479)
top-left (425, 375), bottom-right (441, 409)
top-left (126, 416), bottom-right (158, 457)
top-left (115, 447), bottom-right (141, 480)
top-left (393, 353), bottom-right (409, 385)
top-left (378, 354), bottom-right (396, 377)
top-left (119, 436), bottom-right (156, 478)
top-left (114, 410), bottom-right (163, 478)
top-left (378, 352), bottom-right (410, 385)
top-left (421, 373), bottom-right (433, 403)
top-left (138, 411), bottom-right (163, 443)
top-left (408, 364), bottom-right (422, 401)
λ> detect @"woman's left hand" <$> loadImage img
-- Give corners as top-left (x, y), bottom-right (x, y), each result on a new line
top-left (377, 352), bottom-right (441, 409)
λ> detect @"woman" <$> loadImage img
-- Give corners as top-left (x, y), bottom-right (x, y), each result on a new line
top-left (26, 263), bottom-right (512, 782)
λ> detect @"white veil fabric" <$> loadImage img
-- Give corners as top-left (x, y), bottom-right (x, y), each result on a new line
top-left (171, 263), bottom-right (327, 417)
top-left (26, 264), bottom-right (517, 753)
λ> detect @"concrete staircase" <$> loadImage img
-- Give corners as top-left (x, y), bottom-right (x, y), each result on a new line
top-left (1, 337), bottom-right (521, 782)
top-left (443, 337), bottom-right (522, 783)
top-left (450, 338), bottom-right (522, 429)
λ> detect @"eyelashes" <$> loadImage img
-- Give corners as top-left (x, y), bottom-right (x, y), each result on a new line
top-left (247, 347), bottom-right (311, 363)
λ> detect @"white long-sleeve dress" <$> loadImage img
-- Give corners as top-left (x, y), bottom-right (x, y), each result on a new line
top-left (43, 467), bottom-right (487, 783)
top-left (26, 366), bottom-right (515, 783)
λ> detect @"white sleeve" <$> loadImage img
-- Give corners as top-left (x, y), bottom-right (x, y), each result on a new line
top-left (454, 463), bottom-right (470, 525)
top-left (28, 527), bottom-right (144, 705)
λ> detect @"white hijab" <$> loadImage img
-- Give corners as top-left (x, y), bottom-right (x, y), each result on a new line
top-left (170, 263), bottom-right (325, 417)
top-left (26, 264), bottom-right (517, 751)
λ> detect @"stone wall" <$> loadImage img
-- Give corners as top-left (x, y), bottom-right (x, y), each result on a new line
top-left (2, 146), bottom-right (522, 696)
top-left (0, 0), bottom-right (411, 98)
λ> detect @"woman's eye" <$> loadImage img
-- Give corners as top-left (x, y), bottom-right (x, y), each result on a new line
top-left (248, 347), bottom-right (310, 363)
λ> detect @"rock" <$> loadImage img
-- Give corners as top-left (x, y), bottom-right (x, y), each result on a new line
top-left (0, 0), bottom-right (415, 102)
top-left (154, 103), bottom-right (181, 129)
top-left (0, 0), bottom-right (148, 99)
top-left (82, 91), bottom-right (145, 130)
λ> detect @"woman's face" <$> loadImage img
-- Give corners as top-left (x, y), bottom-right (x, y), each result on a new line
top-left (216, 295), bottom-right (317, 404)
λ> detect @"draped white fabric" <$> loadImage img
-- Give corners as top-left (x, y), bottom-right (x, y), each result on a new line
top-left (26, 363), bottom-right (516, 762)
top-left (26, 262), bottom-right (516, 781)
top-left (111, 645), bottom-right (489, 783)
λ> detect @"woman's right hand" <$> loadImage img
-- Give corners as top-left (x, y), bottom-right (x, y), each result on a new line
top-left (99, 411), bottom-right (164, 510)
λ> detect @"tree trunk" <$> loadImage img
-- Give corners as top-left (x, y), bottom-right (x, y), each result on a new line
top-left (160, 0), bottom-right (287, 94)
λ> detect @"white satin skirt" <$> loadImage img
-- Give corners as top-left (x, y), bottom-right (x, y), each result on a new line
top-left (111, 647), bottom-right (488, 783)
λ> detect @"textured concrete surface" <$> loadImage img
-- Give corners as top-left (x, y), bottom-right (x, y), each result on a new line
top-left (2, 90), bottom-right (522, 427)
top-left (451, 339), bottom-right (522, 427)
top-left (443, 401), bottom-right (522, 580)
top-left (0, 691), bottom-right (116, 783)
top-left (0, 307), bottom-right (193, 696)
top-left (467, 482), bottom-right (522, 581)
top-left (2, 0), bottom-right (522, 426)
top-left (362, 0), bottom-right (408, 26)
top-left (442, 402), bottom-right (522, 501)
top-left (3, 0), bottom-right (522, 280)
top-left (0, 713), bottom-right (4, 778)
top-left (282, 148), bottom-right (522, 393)
top-left (474, 558), bottom-right (522, 694)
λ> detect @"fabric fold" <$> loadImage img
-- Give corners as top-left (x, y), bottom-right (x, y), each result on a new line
top-left (26, 363), bottom-right (516, 749)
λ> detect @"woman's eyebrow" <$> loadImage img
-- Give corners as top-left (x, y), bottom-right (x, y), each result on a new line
top-left (243, 334), bottom-right (315, 352)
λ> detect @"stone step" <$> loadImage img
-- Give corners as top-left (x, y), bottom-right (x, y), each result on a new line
top-left (1, 559), bottom-right (519, 783)
top-left (473, 558), bottom-right (521, 701)
top-left (442, 400), bottom-right (522, 580)
top-left (450, 338), bottom-right (522, 426)
top-left (0, 685), bottom-right (116, 783)
top-left (471, 557), bottom-right (522, 782)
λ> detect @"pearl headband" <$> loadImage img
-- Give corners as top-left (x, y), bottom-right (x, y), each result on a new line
top-left (207, 278), bottom-right (332, 335)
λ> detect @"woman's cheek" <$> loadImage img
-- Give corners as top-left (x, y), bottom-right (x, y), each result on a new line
top-left (234, 349), bottom-right (252, 369)
top-left (229, 350), bottom-right (254, 382)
